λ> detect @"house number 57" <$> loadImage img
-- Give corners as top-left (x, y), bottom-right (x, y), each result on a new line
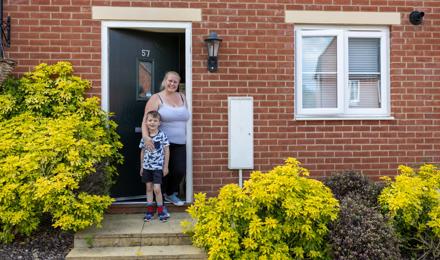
top-left (141, 49), bottom-right (150, 57)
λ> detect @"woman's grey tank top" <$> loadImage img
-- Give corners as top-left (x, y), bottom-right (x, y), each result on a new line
top-left (158, 94), bottom-right (190, 144)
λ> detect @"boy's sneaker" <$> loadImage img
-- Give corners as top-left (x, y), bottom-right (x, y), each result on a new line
top-left (143, 212), bottom-right (154, 222)
top-left (163, 206), bottom-right (171, 218)
top-left (158, 212), bottom-right (169, 222)
top-left (164, 193), bottom-right (184, 206)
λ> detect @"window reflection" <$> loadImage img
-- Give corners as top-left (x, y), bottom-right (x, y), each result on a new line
top-left (138, 61), bottom-right (152, 99)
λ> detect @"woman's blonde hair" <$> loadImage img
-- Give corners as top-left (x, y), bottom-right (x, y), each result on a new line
top-left (160, 71), bottom-right (181, 90)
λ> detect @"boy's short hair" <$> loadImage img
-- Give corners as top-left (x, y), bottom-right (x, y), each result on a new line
top-left (146, 110), bottom-right (161, 120)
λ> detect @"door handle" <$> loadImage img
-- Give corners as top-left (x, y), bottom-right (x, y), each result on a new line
top-left (135, 127), bottom-right (142, 133)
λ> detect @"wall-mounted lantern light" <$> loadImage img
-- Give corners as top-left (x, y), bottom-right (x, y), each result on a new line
top-left (204, 32), bottom-right (222, 72)
top-left (409, 11), bottom-right (424, 25)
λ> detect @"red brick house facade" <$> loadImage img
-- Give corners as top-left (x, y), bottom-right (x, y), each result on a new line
top-left (5, 0), bottom-right (440, 200)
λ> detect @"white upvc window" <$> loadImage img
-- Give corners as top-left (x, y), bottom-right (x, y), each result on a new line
top-left (295, 26), bottom-right (391, 119)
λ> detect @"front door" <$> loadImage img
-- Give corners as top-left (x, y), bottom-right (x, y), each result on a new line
top-left (108, 29), bottom-right (184, 200)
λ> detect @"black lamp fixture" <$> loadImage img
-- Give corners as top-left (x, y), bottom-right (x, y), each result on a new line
top-left (409, 11), bottom-right (424, 25)
top-left (204, 32), bottom-right (222, 72)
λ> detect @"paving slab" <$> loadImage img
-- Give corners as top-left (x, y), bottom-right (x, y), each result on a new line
top-left (75, 212), bottom-right (191, 238)
top-left (73, 212), bottom-right (195, 249)
top-left (67, 212), bottom-right (207, 259)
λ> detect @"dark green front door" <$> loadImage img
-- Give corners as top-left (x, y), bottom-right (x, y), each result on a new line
top-left (109, 29), bottom-right (183, 199)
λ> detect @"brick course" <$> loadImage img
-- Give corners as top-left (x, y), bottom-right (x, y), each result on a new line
top-left (5, 0), bottom-right (440, 196)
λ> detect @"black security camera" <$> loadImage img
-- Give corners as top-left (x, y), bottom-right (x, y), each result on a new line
top-left (409, 11), bottom-right (425, 25)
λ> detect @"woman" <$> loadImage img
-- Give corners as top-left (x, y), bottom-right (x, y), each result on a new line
top-left (142, 71), bottom-right (190, 206)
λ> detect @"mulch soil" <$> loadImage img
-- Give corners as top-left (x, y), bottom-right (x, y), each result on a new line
top-left (0, 223), bottom-right (73, 260)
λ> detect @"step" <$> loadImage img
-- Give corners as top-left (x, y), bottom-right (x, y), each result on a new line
top-left (74, 213), bottom-right (193, 248)
top-left (66, 212), bottom-right (206, 259)
top-left (66, 245), bottom-right (207, 259)
top-left (74, 231), bottom-right (192, 248)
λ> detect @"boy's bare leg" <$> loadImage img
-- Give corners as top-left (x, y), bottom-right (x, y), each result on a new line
top-left (153, 184), bottom-right (163, 205)
top-left (146, 182), bottom-right (154, 203)
top-left (153, 184), bottom-right (168, 222)
top-left (144, 182), bottom-right (155, 222)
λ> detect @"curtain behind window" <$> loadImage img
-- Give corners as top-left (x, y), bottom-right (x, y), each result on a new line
top-left (348, 38), bottom-right (381, 108)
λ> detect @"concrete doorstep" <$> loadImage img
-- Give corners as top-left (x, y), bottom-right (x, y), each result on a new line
top-left (66, 212), bottom-right (207, 260)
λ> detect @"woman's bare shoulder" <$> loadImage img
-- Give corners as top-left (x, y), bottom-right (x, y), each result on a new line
top-left (145, 93), bottom-right (161, 112)
top-left (149, 93), bottom-right (163, 102)
top-left (178, 92), bottom-right (187, 100)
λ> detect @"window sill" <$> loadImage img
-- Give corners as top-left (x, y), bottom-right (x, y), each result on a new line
top-left (294, 115), bottom-right (395, 121)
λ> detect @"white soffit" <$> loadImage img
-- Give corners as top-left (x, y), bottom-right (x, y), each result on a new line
top-left (92, 6), bottom-right (202, 22)
top-left (285, 11), bottom-right (401, 25)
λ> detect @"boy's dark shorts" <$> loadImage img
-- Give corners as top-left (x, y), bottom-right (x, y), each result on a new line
top-left (141, 169), bottom-right (163, 184)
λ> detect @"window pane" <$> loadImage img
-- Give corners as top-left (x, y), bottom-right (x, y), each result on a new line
top-left (349, 38), bottom-right (380, 73)
top-left (302, 36), bottom-right (337, 108)
top-left (349, 74), bottom-right (381, 108)
top-left (348, 38), bottom-right (381, 108)
top-left (303, 74), bottom-right (337, 108)
top-left (137, 61), bottom-right (152, 100)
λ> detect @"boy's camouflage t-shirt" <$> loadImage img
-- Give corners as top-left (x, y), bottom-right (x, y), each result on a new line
top-left (139, 130), bottom-right (169, 170)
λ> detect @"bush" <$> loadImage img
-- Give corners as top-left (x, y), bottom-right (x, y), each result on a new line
top-left (379, 164), bottom-right (440, 259)
top-left (324, 171), bottom-right (400, 259)
top-left (329, 195), bottom-right (401, 260)
top-left (0, 62), bottom-right (123, 243)
top-left (184, 158), bottom-right (339, 259)
top-left (324, 171), bottom-right (383, 207)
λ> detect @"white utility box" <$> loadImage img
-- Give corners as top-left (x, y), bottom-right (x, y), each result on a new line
top-left (228, 97), bottom-right (254, 169)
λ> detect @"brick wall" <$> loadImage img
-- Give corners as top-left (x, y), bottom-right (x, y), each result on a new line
top-left (6, 0), bottom-right (440, 196)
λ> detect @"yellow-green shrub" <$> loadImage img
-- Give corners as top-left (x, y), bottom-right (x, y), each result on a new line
top-left (379, 164), bottom-right (440, 258)
top-left (184, 158), bottom-right (339, 259)
top-left (0, 62), bottom-right (123, 243)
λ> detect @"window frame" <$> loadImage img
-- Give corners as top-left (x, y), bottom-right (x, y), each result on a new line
top-left (294, 25), bottom-right (391, 120)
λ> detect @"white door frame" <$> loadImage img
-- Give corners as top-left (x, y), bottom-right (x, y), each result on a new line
top-left (100, 21), bottom-right (193, 203)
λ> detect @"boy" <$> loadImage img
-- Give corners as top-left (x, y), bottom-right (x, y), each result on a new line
top-left (139, 110), bottom-right (170, 222)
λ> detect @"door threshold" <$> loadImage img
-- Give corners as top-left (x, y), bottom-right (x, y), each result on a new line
top-left (113, 195), bottom-right (146, 202)
top-left (108, 202), bottom-right (189, 214)
top-left (112, 201), bottom-right (147, 205)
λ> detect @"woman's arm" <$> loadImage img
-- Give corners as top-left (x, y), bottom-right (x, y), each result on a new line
top-left (163, 145), bottom-right (170, 177)
top-left (144, 93), bottom-right (160, 114)
top-left (139, 148), bottom-right (144, 176)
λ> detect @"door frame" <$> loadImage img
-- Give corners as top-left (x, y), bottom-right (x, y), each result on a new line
top-left (100, 21), bottom-right (193, 203)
